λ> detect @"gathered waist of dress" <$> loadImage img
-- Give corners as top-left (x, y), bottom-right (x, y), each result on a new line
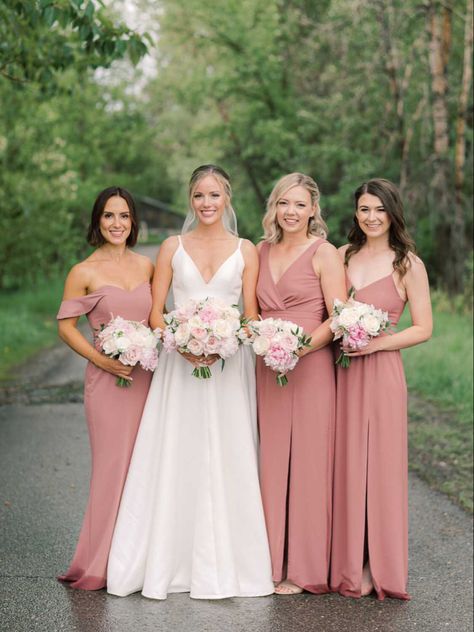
top-left (260, 309), bottom-right (325, 329)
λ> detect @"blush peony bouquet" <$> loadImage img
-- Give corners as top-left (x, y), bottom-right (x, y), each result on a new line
top-left (246, 318), bottom-right (312, 386)
top-left (330, 295), bottom-right (391, 368)
top-left (162, 297), bottom-right (245, 379)
top-left (96, 316), bottom-right (161, 387)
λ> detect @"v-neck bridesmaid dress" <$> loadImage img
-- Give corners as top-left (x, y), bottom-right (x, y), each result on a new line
top-left (256, 239), bottom-right (336, 593)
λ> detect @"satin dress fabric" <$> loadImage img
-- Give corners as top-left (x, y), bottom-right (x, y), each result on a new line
top-left (256, 239), bottom-right (336, 593)
top-left (107, 238), bottom-right (274, 600)
top-left (330, 273), bottom-right (410, 601)
top-left (56, 283), bottom-right (153, 590)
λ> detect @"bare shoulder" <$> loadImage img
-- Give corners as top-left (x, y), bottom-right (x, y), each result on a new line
top-left (62, 261), bottom-right (91, 298)
top-left (131, 251), bottom-right (154, 276)
top-left (314, 239), bottom-right (340, 262)
top-left (157, 235), bottom-right (180, 261)
top-left (241, 238), bottom-right (259, 265)
top-left (405, 252), bottom-right (428, 282)
top-left (255, 240), bottom-right (266, 254)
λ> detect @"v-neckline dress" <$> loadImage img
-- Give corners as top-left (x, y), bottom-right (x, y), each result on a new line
top-left (107, 237), bottom-right (274, 599)
top-left (256, 239), bottom-right (336, 593)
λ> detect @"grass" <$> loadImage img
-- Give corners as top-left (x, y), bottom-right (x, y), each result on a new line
top-left (0, 277), bottom-right (65, 381)
top-left (400, 305), bottom-right (473, 512)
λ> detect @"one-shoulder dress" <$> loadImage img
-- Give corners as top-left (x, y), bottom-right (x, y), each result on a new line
top-left (107, 238), bottom-right (273, 599)
top-left (256, 239), bottom-right (336, 593)
top-left (56, 283), bottom-right (153, 590)
top-left (330, 273), bottom-right (410, 600)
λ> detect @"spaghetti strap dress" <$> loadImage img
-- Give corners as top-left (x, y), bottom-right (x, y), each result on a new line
top-left (256, 239), bottom-right (336, 593)
top-left (56, 283), bottom-right (153, 590)
top-left (330, 273), bottom-right (410, 601)
top-left (107, 238), bottom-right (273, 600)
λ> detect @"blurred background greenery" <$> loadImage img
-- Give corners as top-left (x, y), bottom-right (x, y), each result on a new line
top-left (0, 0), bottom-right (472, 509)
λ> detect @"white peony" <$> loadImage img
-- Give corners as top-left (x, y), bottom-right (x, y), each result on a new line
top-left (212, 318), bottom-right (233, 338)
top-left (360, 313), bottom-right (382, 336)
top-left (337, 308), bottom-right (360, 328)
top-left (175, 323), bottom-right (191, 347)
top-left (253, 335), bottom-right (271, 355)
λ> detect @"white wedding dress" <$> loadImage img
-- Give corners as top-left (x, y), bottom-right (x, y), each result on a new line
top-left (107, 237), bottom-right (274, 599)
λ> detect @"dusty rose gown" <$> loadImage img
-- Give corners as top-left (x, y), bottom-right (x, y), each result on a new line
top-left (56, 283), bottom-right (153, 590)
top-left (256, 240), bottom-right (336, 593)
top-left (330, 273), bottom-right (409, 601)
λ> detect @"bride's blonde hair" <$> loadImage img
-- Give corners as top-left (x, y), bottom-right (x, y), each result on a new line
top-left (262, 173), bottom-right (327, 244)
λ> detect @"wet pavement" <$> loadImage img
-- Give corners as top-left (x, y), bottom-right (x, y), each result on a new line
top-left (0, 245), bottom-right (472, 631)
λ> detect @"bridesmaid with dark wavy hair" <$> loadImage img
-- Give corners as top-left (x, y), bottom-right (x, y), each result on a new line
top-left (330, 178), bottom-right (432, 600)
top-left (56, 186), bottom-right (154, 589)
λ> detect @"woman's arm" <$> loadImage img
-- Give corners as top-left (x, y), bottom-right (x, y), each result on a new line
top-left (241, 239), bottom-right (260, 321)
top-left (300, 242), bottom-right (348, 355)
top-left (149, 236), bottom-right (178, 330)
top-left (347, 256), bottom-right (432, 356)
top-left (57, 265), bottom-right (133, 381)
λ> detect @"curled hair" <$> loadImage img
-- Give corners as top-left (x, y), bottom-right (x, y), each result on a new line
top-left (262, 173), bottom-right (328, 244)
top-left (183, 164), bottom-right (238, 234)
top-left (345, 178), bottom-right (416, 277)
top-left (87, 186), bottom-right (139, 247)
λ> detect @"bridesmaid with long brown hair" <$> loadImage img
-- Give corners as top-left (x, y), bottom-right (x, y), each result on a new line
top-left (330, 178), bottom-right (432, 600)
top-left (256, 173), bottom-right (346, 595)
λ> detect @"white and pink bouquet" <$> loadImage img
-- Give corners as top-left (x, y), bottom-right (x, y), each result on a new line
top-left (96, 316), bottom-right (161, 387)
top-left (330, 295), bottom-right (391, 368)
top-left (162, 297), bottom-right (245, 379)
top-left (246, 318), bottom-right (312, 386)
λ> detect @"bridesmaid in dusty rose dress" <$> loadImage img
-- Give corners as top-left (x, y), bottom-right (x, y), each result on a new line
top-left (330, 178), bottom-right (432, 600)
top-left (56, 187), bottom-right (154, 589)
top-left (256, 173), bottom-right (346, 595)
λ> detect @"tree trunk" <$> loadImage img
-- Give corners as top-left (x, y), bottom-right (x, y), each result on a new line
top-left (449, 0), bottom-right (474, 293)
top-left (427, 0), bottom-right (454, 290)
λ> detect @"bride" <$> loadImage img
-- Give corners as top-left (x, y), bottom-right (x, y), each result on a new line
top-left (107, 165), bottom-right (274, 599)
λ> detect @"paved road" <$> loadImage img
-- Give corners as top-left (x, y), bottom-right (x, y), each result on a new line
top-left (0, 246), bottom-right (472, 631)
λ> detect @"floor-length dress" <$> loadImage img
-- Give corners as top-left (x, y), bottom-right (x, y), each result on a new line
top-left (107, 238), bottom-right (274, 600)
top-left (56, 283), bottom-right (153, 590)
top-left (330, 273), bottom-right (410, 601)
top-left (256, 240), bottom-right (336, 593)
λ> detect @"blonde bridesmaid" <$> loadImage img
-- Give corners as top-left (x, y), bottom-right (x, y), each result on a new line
top-left (256, 173), bottom-right (346, 595)
top-left (330, 178), bottom-right (432, 600)
top-left (57, 187), bottom-right (153, 589)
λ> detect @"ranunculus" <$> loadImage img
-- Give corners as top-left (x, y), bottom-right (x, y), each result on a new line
top-left (190, 326), bottom-right (208, 340)
top-left (187, 338), bottom-right (204, 355)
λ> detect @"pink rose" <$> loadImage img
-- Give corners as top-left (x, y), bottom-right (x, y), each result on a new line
top-left (187, 338), bottom-right (204, 356)
top-left (190, 327), bottom-right (208, 340)
top-left (345, 324), bottom-right (370, 350)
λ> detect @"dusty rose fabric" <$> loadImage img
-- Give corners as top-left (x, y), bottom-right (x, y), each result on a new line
top-left (56, 283), bottom-right (153, 590)
top-left (256, 240), bottom-right (336, 593)
top-left (330, 274), bottom-right (410, 601)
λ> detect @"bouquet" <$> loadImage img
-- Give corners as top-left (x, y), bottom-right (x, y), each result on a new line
top-left (162, 297), bottom-right (245, 379)
top-left (330, 294), bottom-right (391, 368)
top-left (96, 316), bottom-right (161, 387)
top-left (246, 317), bottom-right (312, 386)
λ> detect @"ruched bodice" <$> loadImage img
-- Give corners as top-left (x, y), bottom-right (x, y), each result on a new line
top-left (172, 237), bottom-right (244, 306)
top-left (257, 240), bottom-right (328, 329)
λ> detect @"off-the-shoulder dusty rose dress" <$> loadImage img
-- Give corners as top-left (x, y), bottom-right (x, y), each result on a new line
top-left (56, 283), bottom-right (153, 590)
top-left (256, 240), bottom-right (336, 593)
top-left (330, 273), bottom-right (410, 601)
